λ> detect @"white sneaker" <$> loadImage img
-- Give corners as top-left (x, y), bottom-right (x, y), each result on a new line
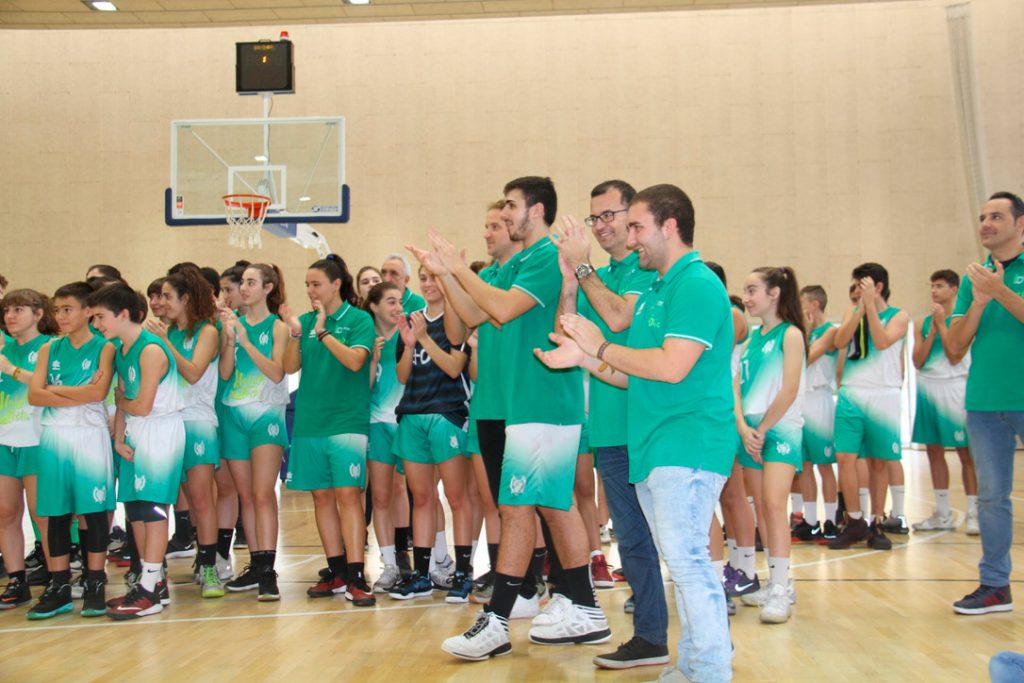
top-left (655, 666), bottom-right (692, 682)
top-left (430, 556), bottom-right (455, 590)
top-left (912, 511), bottom-right (956, 531)
top-left (373, 565), bottom-right (402, 593)
top-left (759, 582), bottom-right (793, 623)
top-left (600, 525), bottom-right (612, 544)
top-left (441, 611), bottom-right (512, 661)
top-left (531, 592), bottom-right (571, 625)
top-left (215, 553), bottom-right (233, 581)
top-left (741, 579), bottom-right (796, 607)
top-left (528, 602), bottom-right (612, 645)
top-left (510, 592), bottom-right (540, 620)
top-left (965, 508), bottom-right (980, 536)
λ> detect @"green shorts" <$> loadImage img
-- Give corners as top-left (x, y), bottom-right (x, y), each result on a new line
top-left (834, 387), bottom-right (902, 460)
top-left (466, 419), bottom-right (480, 455)
top-left (36, 425), bottom-right (115, 516)
top-left (911, 377), bottom-right (968, 448)
top-left (499, 423), bottom-right (581, 511)
top-left (368, 422), bottom-right (404, 474)
top-left (220, 403), bottom-right (288, 460)
top-left (393, 414), bottom-right (466, 466)
top-left (802, 388), bottom-right (837, 465)
top-left (0, 444), bottom-right (41, 479)
top-left (287, 434), bottom-right (367, 490)
top-left (578, 422), bottom-right (590, 455)
top-left (737, 416), bottom-right (803, 472)
top-left (118, 414), bottom-right (187, 505)
top-left (182, 420), bottom-right (221, 475)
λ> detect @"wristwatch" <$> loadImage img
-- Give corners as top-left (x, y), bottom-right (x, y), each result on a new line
top-left (575, 263), bottom-right (596, 280)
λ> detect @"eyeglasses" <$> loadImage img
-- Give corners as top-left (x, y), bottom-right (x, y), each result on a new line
top-left (583, 209), bottom-right (628, 227)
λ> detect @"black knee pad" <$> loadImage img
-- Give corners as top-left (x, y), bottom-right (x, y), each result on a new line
top-left (82, 512), bottom-right (110, 554)
top-left (125, 500), bottom-right (169, 524)
top-left (47, 513), bottom-right (73, 558)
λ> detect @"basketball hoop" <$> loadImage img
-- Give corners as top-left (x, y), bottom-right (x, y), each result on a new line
top-left (223, 194), bottom-right (271, 249)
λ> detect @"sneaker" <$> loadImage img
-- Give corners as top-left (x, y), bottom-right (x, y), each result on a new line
top-left (821, 519), bottom-right (839, 542)
top-left (165, 537), bottom-right (196, 559)
top-left (612, 567), bottom-right (627, 582)
top-left (215, 553), bottom-right (233, 581)
top-left (257, 569), bottom-right (280, 602)
top-left (791, 520), bottom-right (823, 543)
top-left (225, 564), bottom-right (260, 592)
top-left (200, 565), bottom-right (225, 599)
top-left (26, 565), bottom-right (51, 587)
top-left (81, 577), bottom-right (107, 617)
top-left (27, 581), bottom-right (73, 620)
top-left (953, 584), bottom-right (1012, 615)
top-left (345, 579), bottom-right (377, 607)
top-left (741, 579), bottom-right (797, 608)
top-left (470, 574), bottom-right (493, 605)
top-left (107, 525), bottom-right (127, 552)
top-left (106, 585), bottom-right (162, 620)
top-left (69, 545), bottom-right (82, 571)
top-left (441, 610), bottom-right (512, 661)
top-left (510, 591), bottom-right (540, 619)
top-left (389, 571), bottom-right (433, 600)
top-left (123, 569), bottom-right (140, 589)
top-left (373, 565), bottom-right (401, 594)
top-left (759, 582), bottom-right (793, 623)
top-left (599, 525), bottom-right (612, 545)
top-left (528, 602), bottom-right (611, 645)
top-left (24, 542), bottom-right (44, 571)
top-left (446, 571), bottom-right (473, 604)
top-left (472, 569), bottom-right (493, 591)
top-left (965, 508), bottom-right (980, 536)
top-left (591, 554), bottom-right (615, 589)
top-left (71, 573), bottom-right (85, 600)
top-left (112, 550), bottom-right (131, 568)
top-left (396, 550), bottom-right (412, 578)
top-left (722, 565), bottom-right (760, 597)
top-left (623, 595), bottom-right (635, 614)
top-left (913, 510), bottom-right (956, 531)
top-left (827, 517), bottom-right (870, 549)
top-left (307, 573), bottom-right (347, 598)
top-left (0, 579), bottom-right (32, 610)
top-left (233, 526), bottom-right (248, 549)
top-left (789, 511), bottom-right (804, 532)
top-left (532, 592), bottom-right (571, 626)
top-left (880, 513), bottom-right (909, 535)
top-left (430, 556), bottom-right (455, 590)
top-left (593, 636), bottom-right (670, 670)
top-left (867, 521), bottom-right (893, 550)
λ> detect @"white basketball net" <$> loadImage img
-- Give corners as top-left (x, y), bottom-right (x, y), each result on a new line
top-left (223, 195), bottom-right (270, 249)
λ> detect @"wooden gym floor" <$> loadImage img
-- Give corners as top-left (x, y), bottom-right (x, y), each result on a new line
top-left (0, 448), bottom-right (1019, 683)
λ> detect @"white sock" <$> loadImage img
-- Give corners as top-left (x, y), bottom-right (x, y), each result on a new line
top-left (737, 547), bottom-right (756, 579)
top-left (935, 489), bottom-right (951, 517)
top-left (858, 488), bottom-right (870, 516)
top-left (727, 539), bottom-right (738, 566)
top-left (141, 561), bottom-right (162, 592)
top-left (768, 556), bottom-right (790, 587)
top-left (791, 493), bottom-right (803, 515)
top-left (432, 531), bottom-right (448, 565)
top-left (824, 501), bottom-right (838, 523)
top-left (381, 544), bottom-right (396, 568)
top-left (590, 549), bottom-right (603, 560)
top-left (848, 510), bottom-right (864, 520)
top-left (747, 496), bottom-right (757, 525)
top-left (966, 494), bottom-right (978, 513)
top-left (890, 485), bottom-right (906, 517)
top-left (471, 539), bottom-right (479, 561)
top-left (712, 560), bottom-right (725, 583)
top-left (804, 502), bottom-right (819, 526)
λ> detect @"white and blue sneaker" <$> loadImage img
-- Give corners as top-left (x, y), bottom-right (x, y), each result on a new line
top-left (446, 571), bottom-right (473, 604)
top-left (441, 610), bottom-right (512, 661)
top-left (389, 571), bottom-right (433, 600)
top-left (528, 602), bottom-right (612, 645)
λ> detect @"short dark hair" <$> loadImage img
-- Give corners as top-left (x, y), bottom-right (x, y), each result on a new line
top-left (631, 184), bottom-right (696, 246)
top-left (851, 262), bottom-right (890, 301)
top-left (54, 281), bottom-right (95, 306)
top-left (800, 285), bottom-right (828, 311)
top-left (590, 180), bottom-right (636, 206)
top-left (87, 264), bottom-right (122, 280)
top-left (930, 269), bottom-right (960, 288)
top-left (504, 176), bottom-right (557, 226)
top-left (87, 282), bottom-right (147, 324)
top-left (989, 191), bottom-right (1024, 220)
top-left (704, 261), bottom-right (727, 288)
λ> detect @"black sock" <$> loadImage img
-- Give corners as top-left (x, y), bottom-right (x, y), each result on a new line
top-left (198, 544), bottom-right (217, 567)
top-left (250, 550), bottom-right (268, 570)
top-left (326, 554), bottom-right (346, 578)
top-left (174, 510), bottom-right (192, 541)
top-left (486, 572), bottom-right (522, 620)
top-left (266, 550), bottom-right (276, 570)
top-left (531, 548), bottom-right (546, 579)
top-left (53, 569), bottom-right (72, 588)
top-left (413, 546), bottom-right (431, 576)
top-left (394, 527), bottom-right (410, 552)
top-left (217, 528), bottom-right (234, 558)
top-left (128, 531), bottom-right (142, 574)
top-left (85, 568), bottom-right (106, 582)
top-left (564, 564), bottom-right (597, 608)
top-left (347, 562), bottom-right (365, 585)
top-left (9, 570), bottom-right (26, 583)
top-left (487, 543), bottom-right (499, 571)
top-left (454, 545), bottom-right (472, 575)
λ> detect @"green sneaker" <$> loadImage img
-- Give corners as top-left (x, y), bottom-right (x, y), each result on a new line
top-left (81, 576), bottom-right (108, 617)
top-left (200, 565), bottom-right (225, 599)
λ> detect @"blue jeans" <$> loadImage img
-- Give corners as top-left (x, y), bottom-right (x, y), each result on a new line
top-left (636, 466), bottom-right (731, 683)
top-left (990, 651), bottom-right (1024, 683)
top-left (966, 411), bottom-right (1024, 586)
top-left (594, 446), bottom-right (668, 646)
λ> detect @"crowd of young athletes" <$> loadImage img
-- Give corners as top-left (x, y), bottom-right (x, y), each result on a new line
top-left (0, 204), bottom-right (981, 631)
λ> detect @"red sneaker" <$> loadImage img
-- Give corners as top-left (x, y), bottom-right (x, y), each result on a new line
top-left (106, 586), bottom-right (163, 620)
top-left (611, 567), bottom-right (627, 582)
top-left (591, 554), bottom-right (615, 589)
top-left (345, 580), bottom-right (377, 607)
top-left (307, 573), bottom-right (346, 598)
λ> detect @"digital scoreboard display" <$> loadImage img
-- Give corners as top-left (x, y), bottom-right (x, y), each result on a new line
top-left (236, 40), bottom-right (294, 94)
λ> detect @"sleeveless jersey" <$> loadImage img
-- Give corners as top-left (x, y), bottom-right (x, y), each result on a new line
top-left (806, 322), bottom-right (838, 392)
top-left (395, 311), bottom-right (471, 427)
top-left (223, 314), bottom-right (289, 407)
top-left (843, 306), bottom-right (904, 389)
top-left (168, 322), bottom-right (219, 424)
top-left (41, 333), bottom-right (110, 428)
top-left (116, 330), bottom-right (185, 419)
top-left (739, 322), bottom-right (805, 427)
top-left (370, 331), bottom-right (402, 424)
top-left (0, 334), bottom-right (51, 447)
top-left (918, 314), bottom-right (970, 381)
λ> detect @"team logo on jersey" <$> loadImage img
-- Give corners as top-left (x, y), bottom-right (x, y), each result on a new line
top-left (1014, 275), bottom-right (1024, 286)
top-left (82, 359), bottom-right (92, 371)
top-left (308, 329), bottom-right (317, 339)
top-left (259, 332), bottom-right (270, 346)
top-left (449, 435), bottom-right (458, 449)
top-left (194, 440), bottom-right (206, 457)
top-left (286, 471), bottom-right (293, 482)
top-left (349, 463), bottom-right (361, 479)
top-left (52, 360), bottom-right (61, 371)
top-left (28, 351), bottom-right (38, 363)
top-left (763, 340), bottom-right (776, 354)
top-left (92, 486), bottom-right (106, 503)
top-left (824, 445), bottom-right (834, 458)
top-left (268, 423), bottom-right (280, 437)
top-left (954, 430), bottom-right (966, 443)
top-left (134, 475), bottom-right (146, 492)
top-left (776, 442), bottom-right (791, 455)
top-left (891, 442), bottom-right (901, 455)
top-left (128, 367), bottom-right (137, 383)
top-left (509, 475), bottom-right (526, 496)
top-left (183, 337), bottom-right (195, 351)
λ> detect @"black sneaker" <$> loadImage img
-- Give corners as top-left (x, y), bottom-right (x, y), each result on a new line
top-left (821, 519), bottom-right (839, 542)
top-left (257, 569), bottom-right (280, 602)
top-left (953, 585), bottom-right (1012, 615)
top-left (867, 521), bottom-right (892, 550)
top-left (166, 537), bottom-right (196, 559)
top-left (0, 554), bottom-right (6, 579)
top-left (473, 569), bottom-right (494, 591)
top-left (791, 520), bottom-right (823, 543)
top-left (593, 636), bottom-right (670, 670)
top-left (81, 577), bottom-right (107, 617)
top-left (0, 578), bottom-right (31, 610)
top-left (827, 517), bottom-right (870, 550)
top-left (226, 564), bottom-right (260, 592)
top-left (24, 542), bottom-right (44, 571)
top-left (26, 565), bottom-right (51, 586)
top-left (26, 581), bottom-right (73, 620)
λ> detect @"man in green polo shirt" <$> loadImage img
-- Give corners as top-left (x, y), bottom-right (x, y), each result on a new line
top-left (381, 254), bottom-right (426, 313)
top-left (947, 191), bottom-right (1024, 616)
top-left (537, 183), bottom-right (735, 682)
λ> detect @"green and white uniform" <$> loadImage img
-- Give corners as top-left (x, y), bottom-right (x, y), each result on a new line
top-left (401, 288), bottom-right (426, 315)
top-left (466, 262), bottom-right (503, 455)
top-left (168, 323), bottom-right (221, 477)
top-left (803, 322), bottom-right (838, 465)
top-left (0, 334), bottom-right (51, 478)
top-left (37, 333), bottom-right (115, 516)
top-left (287, 304), bottom-right (375, 490)
top-left (494, 237), bottom-right (584, 511)
top-left (368, 330), bottom-right (403, 470)
top-left (834, 306), bottom-right (904, 460)
top-left (911, 315), bottom-right (969, 447)
top-left (117, 330), bottom-right (186, 506)
top-left (220, 315), bottom-right (289, 458)
top-left (737, 322), bottom-right (805, 470)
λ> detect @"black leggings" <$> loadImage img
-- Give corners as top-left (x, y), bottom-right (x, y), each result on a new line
top-left (476, 419), bottom-right (506, 502)
top-left (48, 511), bottom-right (108, 557)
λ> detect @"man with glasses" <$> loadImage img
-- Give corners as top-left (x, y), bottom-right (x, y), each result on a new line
top-left (554, 180), bottom-right (668, 670)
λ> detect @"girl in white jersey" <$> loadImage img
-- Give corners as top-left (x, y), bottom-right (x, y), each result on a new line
top-left (734, 266), bottom-right (807, 624)
top-left (219, 264), bottom-right (289, 601)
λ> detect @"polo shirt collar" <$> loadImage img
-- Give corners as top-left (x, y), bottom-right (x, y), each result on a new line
top-left (521, 235), bottom-right (552, 259)
top-left (609, 251), bottom-right (638, 273)
top-left (327, 302), bottom-right (350, 322)
top-left (984, 250), bottom-right (1024, 268)
top-left (651, 250), bottom-right (702, 291)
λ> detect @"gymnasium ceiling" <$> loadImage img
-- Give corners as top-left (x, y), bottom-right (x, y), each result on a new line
top-left (0, 0), bottom-right (911, 28)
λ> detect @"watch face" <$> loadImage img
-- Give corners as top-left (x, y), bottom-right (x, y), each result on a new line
top-left (575, 264), bottom-right (593, 278)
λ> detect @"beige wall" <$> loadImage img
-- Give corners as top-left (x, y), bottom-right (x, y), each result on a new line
top-left (1, 0), bottom-right (1021, 318)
